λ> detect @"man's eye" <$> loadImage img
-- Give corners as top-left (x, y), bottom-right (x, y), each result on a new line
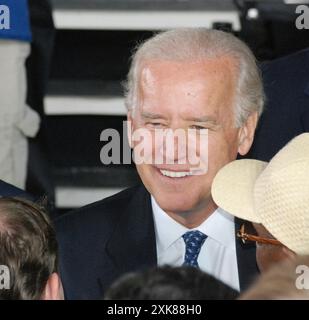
top-left (147, 122), bottom-right (165, 128)
top-left (190, 125), bottom-right (206, 130)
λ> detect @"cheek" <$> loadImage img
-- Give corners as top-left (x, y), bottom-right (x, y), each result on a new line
top-left (256, 247), bottom-right (267, 272)
top-left (207, 134), bottom-right (238, 169)
top-left (132, 129), bottom-right (157, 164)
top-left (256, 246), bottom-right (276, 273)
top-left (256, 246), bottom-right (286, 272)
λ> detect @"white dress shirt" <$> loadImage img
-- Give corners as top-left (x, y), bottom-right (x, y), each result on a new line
top-left (152, 196), bottom-right (240, 291)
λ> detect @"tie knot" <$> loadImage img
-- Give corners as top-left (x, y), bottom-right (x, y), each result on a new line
top-left (182, 230), bottom-right (207, 246)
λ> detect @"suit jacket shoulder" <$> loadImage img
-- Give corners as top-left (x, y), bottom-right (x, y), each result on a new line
top-left (0, 180), bottom-right (34, 201)
top-left (248, 48), bottom-right (309, 161)
top-left (56, 184), bottom-right (141, 234)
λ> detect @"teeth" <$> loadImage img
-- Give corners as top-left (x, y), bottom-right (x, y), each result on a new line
top-left (160, 170), bottom-right (192, 178)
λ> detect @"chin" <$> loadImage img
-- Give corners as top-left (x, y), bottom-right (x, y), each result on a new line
top-left (154, 193), bottom-right (198, 213)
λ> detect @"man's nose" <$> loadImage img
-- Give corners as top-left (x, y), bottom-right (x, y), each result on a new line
top-left (158, 129), bottom-right (188, 164)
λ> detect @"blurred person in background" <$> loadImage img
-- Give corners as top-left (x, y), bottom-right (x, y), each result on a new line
top-left (248, 48), bottom-right (309, 161)
top-left (25, 0), bottom-right (55, 212)
top-left (0, 0), bottom-right (40, 189)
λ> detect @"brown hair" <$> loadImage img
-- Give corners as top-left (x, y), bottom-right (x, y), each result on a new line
top-left (0, 197), bottom-right (58, 300)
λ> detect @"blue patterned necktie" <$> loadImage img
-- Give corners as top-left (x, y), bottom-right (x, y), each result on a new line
top-left (182, 230), bottom-right (207, 268)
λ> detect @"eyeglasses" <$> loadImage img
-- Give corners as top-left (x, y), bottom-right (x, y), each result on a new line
top-left (237, 224), bottom-right (282, 246)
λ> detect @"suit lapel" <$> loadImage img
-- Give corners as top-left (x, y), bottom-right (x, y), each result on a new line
top-left (235, 218), bottom-right (260, 291)
top-left (102, 185), bottom-right (157, 290)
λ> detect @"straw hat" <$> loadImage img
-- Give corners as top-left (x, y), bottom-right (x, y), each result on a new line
top-left (211, 133), bottom-right (309, 255)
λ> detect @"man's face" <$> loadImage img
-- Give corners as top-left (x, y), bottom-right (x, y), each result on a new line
top-left (253, 223), bottom-right (295, 273)
top-left (129, 57), bottom-right (253, 217)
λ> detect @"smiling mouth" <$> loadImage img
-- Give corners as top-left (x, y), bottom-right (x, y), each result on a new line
top-left (158, 169), bottom-right (193, 178)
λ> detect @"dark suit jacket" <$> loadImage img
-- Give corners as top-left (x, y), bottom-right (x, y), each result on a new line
top-left (0, 179), bottom-right (34, 200)
top-left (56, 184), bottom-right (258, 300)
top-left (248, 48), bottom-right (309, 161)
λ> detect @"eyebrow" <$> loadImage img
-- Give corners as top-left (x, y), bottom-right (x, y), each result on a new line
top-left (141, 112), bottom-right (218, 125)
top-left (185, 116), bottom-right (218, 124)
top-left (141, 112), bottom-right (167, 120)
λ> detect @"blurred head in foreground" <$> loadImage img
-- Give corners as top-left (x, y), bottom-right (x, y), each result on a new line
top-left (104, 266), bottom-right (238, 300)
top-left (0, 197), bottom-right (63, 300)
top-left (212, 133), bottom-right (309, 272)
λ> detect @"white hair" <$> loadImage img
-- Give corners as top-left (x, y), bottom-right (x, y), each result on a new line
top-left (124, 28), bottom-right (264, 127)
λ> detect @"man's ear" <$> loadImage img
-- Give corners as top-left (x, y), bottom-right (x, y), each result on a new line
top-left (238, 111), bottom-right (258, 156)
top-left (127, 111), bottom-right (134, 149)
top-left (41, 273), bottom-right (64, 300)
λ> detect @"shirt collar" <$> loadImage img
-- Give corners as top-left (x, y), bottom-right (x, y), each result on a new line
top-left (151, 196), bottom-right (236, 253)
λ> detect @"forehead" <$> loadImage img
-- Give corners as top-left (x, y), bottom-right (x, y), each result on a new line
top-left (138, 57), bottom-right (237, 116)
top-left (140, 57), bottom-right (237, 82)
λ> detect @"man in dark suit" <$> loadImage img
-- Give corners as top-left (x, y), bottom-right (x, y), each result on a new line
top-left (56, 185), bottom-right (258, 299)
top-left (248, 48), bottom-right (309, 161)
top-left (56, 29), bottom-right (264, 299)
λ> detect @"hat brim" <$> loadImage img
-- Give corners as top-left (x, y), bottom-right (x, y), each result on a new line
top-left (211, 159), bottom-right (267, 224)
